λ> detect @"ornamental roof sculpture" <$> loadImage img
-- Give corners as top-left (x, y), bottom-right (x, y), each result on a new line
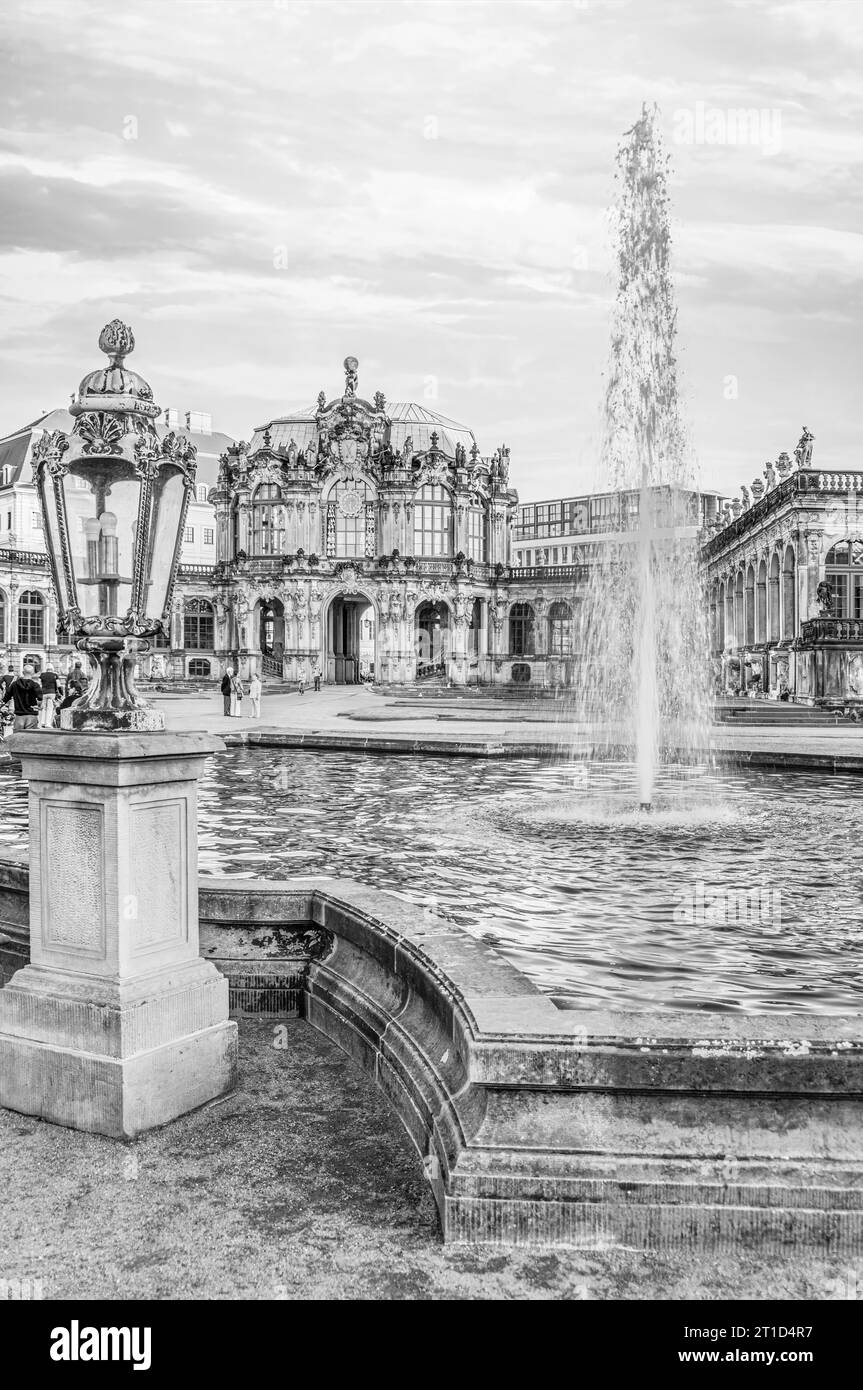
top-left (31, 321), bottom-right (197, 478)
top-left (225, 355), bottom-right (517, 501)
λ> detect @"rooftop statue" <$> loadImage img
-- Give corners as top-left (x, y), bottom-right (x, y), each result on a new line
top-left (794, 425), bottom-right (815, 469)
top-left (344, 355), bottom-right (359, 398)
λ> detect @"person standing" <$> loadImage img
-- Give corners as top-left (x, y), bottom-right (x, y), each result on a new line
top-left (249, 671), bottom-right (262, 718)
top-left (58, 660), bottom-right (86, 713)
top-left (297, 667), bottom-right (306, 696)
top-left (230, 670), bottom-right (244, 717)
top-left (220, 667), bottom-right (233, 716)
top-left (39, 662), bottom-right (59, 728)
top-left (0, 662), bottom-right (14, 740)
top-left (312, 661), bottom-right (322, 692)
top-left (8, 663), bottom-right (42, 732)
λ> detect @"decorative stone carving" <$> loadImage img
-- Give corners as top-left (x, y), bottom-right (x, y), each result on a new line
top-left (43, 804), bottom-right (105, 953)
top-left (816, 580), bottom-right (834, 616)
top-left (794, 426), bottom-right (815, 469)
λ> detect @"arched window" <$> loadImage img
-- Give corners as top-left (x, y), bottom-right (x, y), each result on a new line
top-left (756, 561), bottom-right (767, 642)
top-left (251, 484), bottom-right (285, 555)
top-left (745, 565), bottom-right (755, 646)
top-left (183, 598), bottom-right (215, 650)
top-left (17, 590), bottom-right (44, 645)
top-left (325, 481), bottom-right (375, 559)
top-left (547, 600), bottom-right (573, 656)
top-left (188, 658), bottom-right (212, 678)
top-left (509, 602), bottom-right (535, 657)
top-left (782, 544), bottom-right (796, 637)
top-left (467, 503), bottom-right (487, 562)
top-left (413, 485), bottom-right (453, 557)
top-left (825, 540), bottom-right (863, 619)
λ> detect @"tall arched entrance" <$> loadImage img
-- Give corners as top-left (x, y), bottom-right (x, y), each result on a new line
top-left (257, 598), bottom-right (285, 675)
top-left (327, 594), bottom-right (376, 684)
top-left (414, 600), bottom-right (451, 680)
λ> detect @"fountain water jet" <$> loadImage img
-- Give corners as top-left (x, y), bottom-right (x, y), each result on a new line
top-left (571, 105), bottom-right (711, 810)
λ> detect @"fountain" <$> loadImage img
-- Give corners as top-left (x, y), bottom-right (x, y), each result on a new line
top-left (572, 105), bottom-right (711, 809)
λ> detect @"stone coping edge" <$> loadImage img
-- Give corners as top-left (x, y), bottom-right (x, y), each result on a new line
top-left (5, 860), bottom-right (863, 1248)
top-left (215, 729), bottom-right (863, 772)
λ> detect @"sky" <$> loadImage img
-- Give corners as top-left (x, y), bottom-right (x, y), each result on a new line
top-left (0, 0), bottom-right (861, 501)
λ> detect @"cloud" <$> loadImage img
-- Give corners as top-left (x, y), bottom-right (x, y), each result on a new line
top-left (0, 0), bottom-right (859, 498)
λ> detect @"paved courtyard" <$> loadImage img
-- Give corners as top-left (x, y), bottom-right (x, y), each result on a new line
top-left (148, 683), bottom-right (863, 766)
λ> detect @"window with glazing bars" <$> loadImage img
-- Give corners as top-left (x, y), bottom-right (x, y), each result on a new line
top-left (413, 485), bottom-right (452, 556)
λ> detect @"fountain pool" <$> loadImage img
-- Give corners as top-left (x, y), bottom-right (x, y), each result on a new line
top-left (0, 747), bottom-right (860, 1015)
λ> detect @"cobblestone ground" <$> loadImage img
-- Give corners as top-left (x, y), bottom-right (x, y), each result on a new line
top-left (0, 1020), bottom-right (858, 1301)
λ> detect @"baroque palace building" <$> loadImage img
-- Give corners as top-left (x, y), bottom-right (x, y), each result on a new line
top-left (197, 354), bottom-right (575, 689)
top-left (701, 427), bottom-right (863, 705)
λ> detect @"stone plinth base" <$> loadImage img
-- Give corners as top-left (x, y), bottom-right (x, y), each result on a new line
top-left (0, 974), bottom-right (236, 1138)
top-left (0, 730), bottom-right (237, 1138)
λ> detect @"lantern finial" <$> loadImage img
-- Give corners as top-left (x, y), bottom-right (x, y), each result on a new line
top-left (98, 319), bottom-right (135, 367)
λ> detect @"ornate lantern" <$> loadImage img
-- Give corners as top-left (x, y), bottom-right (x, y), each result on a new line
top-left (32, 320), bottom-right (196, 729)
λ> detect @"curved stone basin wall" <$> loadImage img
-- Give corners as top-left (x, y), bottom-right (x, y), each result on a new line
top-left (2, 854), bottom-right (863, 1250)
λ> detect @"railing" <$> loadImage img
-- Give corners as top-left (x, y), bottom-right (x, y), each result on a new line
top-left (807, 470), bottom-right (863, 492)
top-left (240, 555), bottom-right (286, 571)
top-left (0, 548), bottom-right (48, 567)
top-left (702, 469), bottom-right (863, 558)
top-left (177, 564), bottom-right (216, 579)
top-left (510, 565), bottom-right (590, 582)
top-left (801, 617), bottom-right (863, 643)
top-left (260, 652), bottom-right (283, 678)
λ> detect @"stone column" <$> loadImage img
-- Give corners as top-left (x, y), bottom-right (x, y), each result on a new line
top-left (0, 731), bottom-right (237, 1138)
top-left (805, 529), bottom-right (822, 619)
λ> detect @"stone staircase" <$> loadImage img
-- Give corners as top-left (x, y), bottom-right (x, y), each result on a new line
top-left (714, 699), bottom-right (857, 726)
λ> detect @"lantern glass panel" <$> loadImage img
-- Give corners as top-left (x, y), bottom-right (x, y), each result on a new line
top-left (145, 464), bottom-right (188, 623)
top-left (38, 470), bottom-right (75, 616)
top-left (63, 463), bottom-right (140, 622)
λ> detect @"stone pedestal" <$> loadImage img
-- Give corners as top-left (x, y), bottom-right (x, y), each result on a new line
top-left (0, 731), bottom-right (237, 1138)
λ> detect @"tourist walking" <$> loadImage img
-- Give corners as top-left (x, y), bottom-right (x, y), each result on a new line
top-left (312, 661), bottom-right (322, 692)
top-left (297, 668), bottom-right (306, 696)
top-left (230, 670), bottom-right (244, 716)
top-left (220, 668), bottom-right (233, 716)
top-left (7, 663), bottom-right (42, 732)
top-left (249, 671), bottom-right (261, 718)
top-left (39, 663), bottom-right (59, 728)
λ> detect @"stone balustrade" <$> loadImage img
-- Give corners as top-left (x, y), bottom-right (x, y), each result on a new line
top-left (801, 617), bottom-right (863, 644)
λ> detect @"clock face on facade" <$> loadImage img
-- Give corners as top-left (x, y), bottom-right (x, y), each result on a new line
top-left (337, 486), bottom-right (362, 517)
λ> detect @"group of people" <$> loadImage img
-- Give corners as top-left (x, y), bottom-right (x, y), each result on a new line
top-left (220, 668), bottom-right (262, 718)
top-left (0, 660), bottom-right (88, 735)
top-left (219, 662), bottom-right (323, 716)
top-left (297, 663), bottom-right (323, 695)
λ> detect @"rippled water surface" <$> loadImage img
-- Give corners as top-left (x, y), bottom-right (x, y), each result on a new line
top-left (1, 748), bottom-right (861, 1014)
